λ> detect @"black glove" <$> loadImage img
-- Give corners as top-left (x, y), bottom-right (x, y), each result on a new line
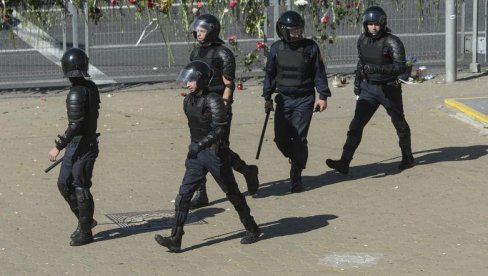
top-left (264, 99), bottom-right (274, 113)
top-left (354, 86), bottom-right (361, 96)
top-left (187, 142), bottom-right (202, 159)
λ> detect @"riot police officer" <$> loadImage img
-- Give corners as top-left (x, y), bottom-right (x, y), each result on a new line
top-left (326, 6), bottom-right (414, 174)
top-left (154, 61), bottom-right (261, 253)
top-left (188, 13), bottom-right (259, 209)
top-left (263, 11), bottom-right (331, 193)
top-left (47, 48), bottom-right (100, 246)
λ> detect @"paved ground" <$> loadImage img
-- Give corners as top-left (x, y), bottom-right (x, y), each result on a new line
top-left (1, 71), bottom-right (488, 275)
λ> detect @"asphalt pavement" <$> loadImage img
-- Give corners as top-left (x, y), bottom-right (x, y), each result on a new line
top-left (1, 71), bottom-right (487, 275)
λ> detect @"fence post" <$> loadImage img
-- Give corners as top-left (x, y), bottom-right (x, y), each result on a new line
top-left (445, 0), bottom-right (457, 83)
top-left (83, 0), bottom-right (89, 57)
top-left (460, 0), bottom-right (465, 61)
top-left (470, 0), bottom-right (480, 72)
top-left (69, 0), bottom-right (79, 48)
top-left (274, 0), bottom-right (280, 41)
top-left (485, 0), bottom-right (488, 63)
top-left (62, 6), bottom-right (67, 52)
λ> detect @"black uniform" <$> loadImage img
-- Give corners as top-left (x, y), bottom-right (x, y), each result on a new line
top-left (56, 77), bottom-right (100, 245)
top-left (263, 38), bottom-right (331, 192)
top-left (154, 72), bottom-right (261, 252)
top-left (188, 32), bottom-right (259, 208)
top-left (326, 6), bottom-right (414, 174)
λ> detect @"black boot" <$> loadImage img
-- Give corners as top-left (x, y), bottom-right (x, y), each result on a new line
top-left (189, 184), bottom-right (209, 210)
top-left (71, 219), bottom-right (98, 239)
top-left (70, 230), bottom-right (94, 246)
top-left (290, 163), bottom-right (303, 193)
top-left (326, 158), bottom-right (351, 175)
top-left (71, 187), bottom-right (95, 246)
top-left (240, 216), bottom-right (261, 244)
top-left (398, 146), bottom-right (414, 170)
top-left (232, 154), bottom-right (260, 195)
top-left (242, 165), bottom-right (259, 195)
top-left (154, 226), bottom-right (184, 253)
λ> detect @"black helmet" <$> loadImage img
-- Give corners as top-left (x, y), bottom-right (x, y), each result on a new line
top-left (177, 61), bottom-right (214, 90)
top-left (362, 6), bottom-right (387, 38)
top-left (190, 14), bottom-right (223, 44)
top-left (276, 11), bottom-right (305, 43)
top-left (61, 48), bottom-right (90, 78)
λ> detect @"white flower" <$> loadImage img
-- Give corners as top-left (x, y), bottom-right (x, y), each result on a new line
top-left (192, 7), bottom-right (198, 14)
top-left (294, 0), bottom-right (308, 6)
top-left (223, 8), bottom-right (229, 13)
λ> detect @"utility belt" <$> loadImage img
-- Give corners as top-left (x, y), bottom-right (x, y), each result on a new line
top-left (72, 133), bottom-right (100, 143)
top-left (279, 90), bottom-right (314, 99)
top-left (366, 78), bottom-right (400, 86)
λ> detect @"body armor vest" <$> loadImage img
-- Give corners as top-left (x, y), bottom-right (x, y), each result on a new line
top-left (71, 80), bottom-right (100, 137)
top-left (191, 46), bottom-right (225, 94)
top-left (185, 95), bottom-right (212, 142)
top-left (275, 41), bottom-right (313, 87)
top-left (359, 37), bottom-right (395, 83)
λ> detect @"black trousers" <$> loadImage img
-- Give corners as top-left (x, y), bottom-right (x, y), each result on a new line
top-left (342, 81), bottom-right (411, 160)
top-left (57, 140), bottom-right (98, 230)
top-left (174, 146), bottom-right (250, 226)
top-left (273, 93), bottom-right (315, 170)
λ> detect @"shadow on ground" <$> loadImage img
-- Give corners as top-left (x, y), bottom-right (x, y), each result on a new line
top-left (180, 214), bottom-right (338, 253)
top-left (248, 145), bottom-right (488, 198)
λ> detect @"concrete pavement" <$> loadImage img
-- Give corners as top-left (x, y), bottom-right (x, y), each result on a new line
top-left (1, 71), bottom-right (488, 275)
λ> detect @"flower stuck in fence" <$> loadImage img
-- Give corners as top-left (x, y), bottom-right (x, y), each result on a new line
top-left (256, 41), bottom-right (266, 49)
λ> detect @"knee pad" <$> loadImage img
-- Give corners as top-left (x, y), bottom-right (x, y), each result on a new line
top-left (58, 182), bottom-right (78, 211)
top-left (74, 187), bottom-right (93, 203)
top-left (174, 194), bottom-right (190, 213)
top-left (57, 182), bottom-right (71, 199)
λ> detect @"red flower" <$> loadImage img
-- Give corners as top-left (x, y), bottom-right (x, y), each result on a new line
top-left (180, 92), bottom-right (188, 97)
top-left (110, 0), bottom-right (117, 5)
top-left (256, 41), bottom-right (266, 49)
top-left (129, 0), bottom-right (136, 4)
top-left (321, 15), bottom-right (330, 23)
top-left (227, 35), bottom-right (237, 42)
top-left (147, 0), bottom-right (155, 8)
top-left (336, 0), bottom-right (341, 5)
top-left (197, 1), bottom-right (203, 8)
top-left (230, 0), bottom-right (237, 8)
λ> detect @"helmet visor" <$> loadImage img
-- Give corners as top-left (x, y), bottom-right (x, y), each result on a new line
top-left (285, 26), bottom-right (304, 41)
top-left (363, 11), bottom-right (384, 24)
top-left (189, 19), bottom-right (213, 33)
top-left (177, 68), bottom-right (202, 84)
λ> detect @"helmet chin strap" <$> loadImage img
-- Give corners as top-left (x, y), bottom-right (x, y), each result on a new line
top-left (200, 41), bottom-right (212, 47)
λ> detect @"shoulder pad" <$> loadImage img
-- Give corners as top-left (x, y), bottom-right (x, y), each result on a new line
top-left (67, 86), bottom-right (87, 121)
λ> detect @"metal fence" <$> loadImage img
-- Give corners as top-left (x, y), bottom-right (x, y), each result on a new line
top-left (0, 0), bottom-right (484, 90)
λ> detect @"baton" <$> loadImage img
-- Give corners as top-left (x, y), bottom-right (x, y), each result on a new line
top-left (255, 110), bottom-right (271, 160)
top-left (44, 156), bottom-right (64, 173)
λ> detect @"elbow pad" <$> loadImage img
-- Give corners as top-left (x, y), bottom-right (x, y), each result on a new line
top-left (224, 82), bottom-right (235, 92)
